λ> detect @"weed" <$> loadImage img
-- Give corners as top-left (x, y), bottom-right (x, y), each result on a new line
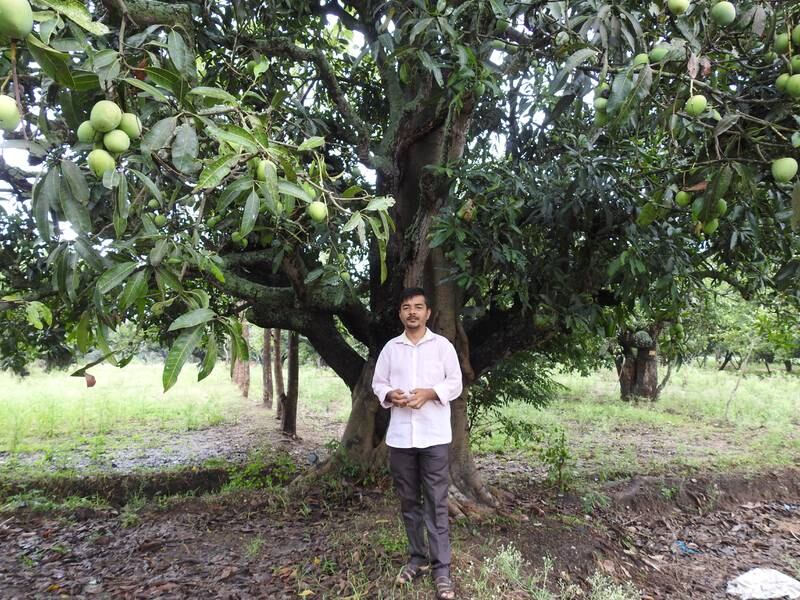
top-left (374, 519), bottom-right (407, 555)
top-left (246, 535), bottom-right (264, 557)
top-left (660, 485), bottom-right (678, 501)
top-left (580, 490), bottom-right (611, 514)
top-left (120, 494), bottom-right (146, 528)
top-left (225, 449), bottom-right (298, 491)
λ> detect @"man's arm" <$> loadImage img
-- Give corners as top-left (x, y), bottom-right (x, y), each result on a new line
top-left (372, 346), bottom-right (408, 409)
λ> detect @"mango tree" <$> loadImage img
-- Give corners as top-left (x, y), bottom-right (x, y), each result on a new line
top-left (1, 0), bottom-right (799, 511)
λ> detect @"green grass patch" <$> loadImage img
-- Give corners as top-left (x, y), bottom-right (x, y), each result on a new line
top-left (478, 364), bottom-right (800, 480)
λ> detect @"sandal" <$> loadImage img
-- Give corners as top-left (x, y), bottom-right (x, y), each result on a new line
top-left (434, 574), bottom-right (456, 600)
top-left (394, 562), bottom-right (430, 585)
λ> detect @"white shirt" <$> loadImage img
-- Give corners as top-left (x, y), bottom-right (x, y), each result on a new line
top-left (372, 328), bottom-right (463, 449)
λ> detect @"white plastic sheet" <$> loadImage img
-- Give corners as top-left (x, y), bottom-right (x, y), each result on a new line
top-left (726, 568), bottom-right (800, 599)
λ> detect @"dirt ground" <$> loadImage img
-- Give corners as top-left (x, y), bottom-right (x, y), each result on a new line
top-left (1, 402), bottom-right (799, 599)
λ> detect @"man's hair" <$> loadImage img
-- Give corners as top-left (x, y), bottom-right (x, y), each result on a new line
top-left (399, 287), bottom-right (430, 308)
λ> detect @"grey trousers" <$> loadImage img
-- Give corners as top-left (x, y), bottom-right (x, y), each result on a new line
top-left (389, 443), bottom-right (451, 577)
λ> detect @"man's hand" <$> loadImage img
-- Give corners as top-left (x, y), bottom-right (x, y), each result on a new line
top-left (406, 388), bottom-right (438, 409)
top-left (386, 389), bottom-right (409, 407)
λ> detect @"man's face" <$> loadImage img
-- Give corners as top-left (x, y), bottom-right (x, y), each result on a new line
top-left (399, 295), bottom-right (431, 333)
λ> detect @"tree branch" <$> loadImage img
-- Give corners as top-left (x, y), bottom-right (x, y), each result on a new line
top-left (252, 38), bottom-right (372, 164)
top-left (0, 156), bottom-right (34, 196)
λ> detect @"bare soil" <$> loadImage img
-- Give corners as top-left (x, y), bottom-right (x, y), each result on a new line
top-left (1, 402), bottom-right (799, 599)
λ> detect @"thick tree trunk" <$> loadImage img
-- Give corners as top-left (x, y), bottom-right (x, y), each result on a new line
top-left (281, 331), bottom-right (298, 436)
top-left (273, 329), bottom-right (285, 420)
top-left (617, 327), bottom-right (661, 401)
top-left (785, 360), bottom-right (793, 373)
top-left (719, 352), bottom-right (733, 371)
top-left (262, 328), bottom-right (273, 408)
top-left (232, 317), bottom-right (250, 398)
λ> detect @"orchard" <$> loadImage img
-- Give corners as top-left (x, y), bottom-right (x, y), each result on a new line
top-left (0, 0), bottom-right (798, 509)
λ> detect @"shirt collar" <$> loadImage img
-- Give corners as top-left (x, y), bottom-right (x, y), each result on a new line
top-left (397, 327), bottom-right (434, 346)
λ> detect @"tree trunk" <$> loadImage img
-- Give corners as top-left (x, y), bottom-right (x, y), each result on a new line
top-left (764, 360), bottom-right (771, 375)
top-left (273, 329), bottom-right (285, 420)
top-left (262, 328), bottom-right (273, 408)
top-left (719, 352), bottom-right (733, 371)
top-left (281, 331), bottom-right (298, 436)
top-left (785, 360), bottom-right (793, 373)
top-left (617, 327), bottom-right (661, 401)
top-left (232, 317), bottom-right (250, 398)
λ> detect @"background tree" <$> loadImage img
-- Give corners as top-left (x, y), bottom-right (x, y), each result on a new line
top-left (1, 0), bottom-right (798, 510)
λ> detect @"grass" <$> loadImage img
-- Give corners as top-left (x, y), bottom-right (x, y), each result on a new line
top-left (477, 363), bottom-right (800, 481)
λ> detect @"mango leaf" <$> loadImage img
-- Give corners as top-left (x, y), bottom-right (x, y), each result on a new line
top-left (168, 29), bottom-right (195, 79)
top-left (197, 331), bottom-right (218, 381)
top-left (163, 325), bottom-right (204, 391)
top-left (168, 308), bottom-right (216, 332)
top-left (129, 168), bottom-right (163, 201)
top-left (76, 311), bottom-right (91, 353)
top-left (206, 123), bottom-right (260, 152)
top-left (172, 123), bottom-right (201, 174)
top-left (26, 34), bottom-right (76, 88)
top-left (26, 301), bottom-right (52, 330)
top-left (34, 0), bottom-right (110, 35)
top-left (114, 174), bottom-right (129, 238)
top-left (216, 177), bottom-right (253, 212)
top-left (297, 136), bottom-right (325, 151)
top-left (32, 168), bottom-right (59, 240)
top-left (123, 77), bottom-right (170, 104)
top-left (61, 159), bottom-right (89, 204)
top-left (96, 261), bottom-right (138, 294)
top-left (141, 116), bottom-right (178, 154)
top-left (59, 181), bottom-right (91, 233)
top-left (196, 153), bottom-right (238, 190)
top-left (342, 211), bottom-right (363, 233)
top-left (365, 196), bottom-right (395, 212)
top-left (188, 86), bottom-right (238, 104)
top-left (551, 47), bottom-right (598, 92)
top-left (239, 189), bottom-right (260, 237)
top-left (278, 180), bottom-right (314, 203)
top-left (259, 159), bottom-right (279, 203)
top-left (118, 269), bottom-right (148, 312)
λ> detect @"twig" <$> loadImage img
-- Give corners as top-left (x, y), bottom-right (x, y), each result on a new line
top-left (9, 41), bottom-right (27, 141)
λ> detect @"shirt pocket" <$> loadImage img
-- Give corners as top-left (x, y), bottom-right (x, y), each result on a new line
top-left (420, 360), bottom-right (444, 386)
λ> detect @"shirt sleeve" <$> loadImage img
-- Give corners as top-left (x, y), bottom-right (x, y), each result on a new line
top-left (371, 345), bottom-right (394, 409)
top-left (432, 339), bottom-right (463, 404)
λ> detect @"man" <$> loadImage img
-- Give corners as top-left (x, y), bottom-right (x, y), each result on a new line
top-left (372, 287), bottom-right (462, 600)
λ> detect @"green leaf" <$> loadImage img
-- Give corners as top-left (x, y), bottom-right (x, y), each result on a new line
top-left (123, 77), bottom-right (170, 103)
top-left (206, 123), bottom-right (260, 152)
top-left (297, 136), bottom-right (325, 151)
top-left (163, 325), bottom-right (204, 391)
top-left (76, 311), bottom-right (91, 353)
top-left (172, 123), bottom-right (200, 174)
top-left (114, 174), bottom-right (129, 238)
top-left (32, 169), bottom-right (59, 241)
top-left (129, 168), bottom-right (163, 201)
top-left (35, 0), bottom-right (110, 35)
top-left (216, 177), bottom-right (253, 212)
top-left (59, 178), bottom-right (91, 233)
top-left (118, 269), bottom-right (148, 312)
top-left (342, 211), bottom-right (363, 233)
top-left (168, 29), bottom-right (195, 79)
top-left (240, 189), bottom-right (259, 237)
top-left (144, 66), bottom-right (186, 98)
top-left (26, 34), bottom-right (76, 88)
top-left (61, 159), bottom-right (89, 204)
top-left (198, 331), bottom-right (218, 382)
top-left (278, 180), bottom-right (314, 203)
top-left (188, 86), bottom-right (238, 104)
top-left (141, 116), bottom-right (178, 154)
top-left (96, 261), bottom-right (139, 294)
top-left (409, 17), bottom-right (433, 44)
top-left (25, 301), bottom-right (51, 329)
top-left (168, 308), bottom-right (216, 332)
top-left (196, 153), bottom-right (238, 190)
top-left (551, 47), bottom-right (598, 92)
top-left (364, 196), bottom-right (395, 212)
top-left (259, 159), bottom-right (279, 204)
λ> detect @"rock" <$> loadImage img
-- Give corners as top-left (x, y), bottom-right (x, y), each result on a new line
top-left (726, 568), bottom-right (800, 599)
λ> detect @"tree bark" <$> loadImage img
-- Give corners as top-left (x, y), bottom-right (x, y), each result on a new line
top-left (719, 352), bottom-right (733, 371)
top-left (262, 328), bottom-right (273, 408)
top-left (281, 331), bottom-right (298, 436)
top-left (785, 360), bottom-right (793, 373)
top-left (232, 316), bottom-right (250, 399)
top-left (617, 326), bottom-right (661, 401)
top-left (273, 329), bottom-right (285, 420)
